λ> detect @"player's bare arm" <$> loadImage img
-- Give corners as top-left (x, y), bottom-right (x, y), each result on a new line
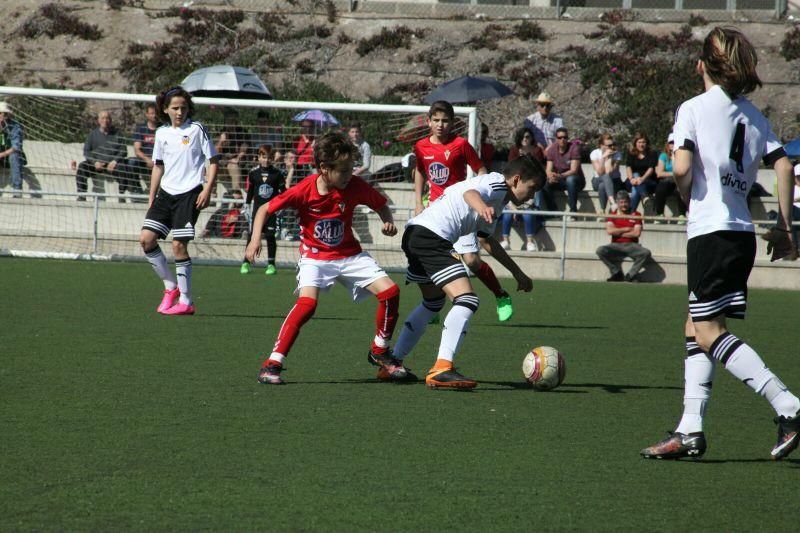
top-left (764, 156), bottom-right (797, 262)
top-left (413, 168), bottom-right (425, 215)
top-left (245, 201), bottom-right (272, 262)
top-left (375, 204), bottom-right (397, 237)
top-left (481, 235), bottom-right (533, 292)
top-left (196, 156), bottom-right (219, 210)
top-left (673, 149), bottom-right (693, 204)
top-left (463, 190), bottom-right (494, 223)
top-left (149, 162), bottom-right (163, 208)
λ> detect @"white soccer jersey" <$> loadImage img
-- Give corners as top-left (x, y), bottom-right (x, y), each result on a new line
top-left (673, 85), bottom-right (785, 239)
top-left (152, 119), bottom-right (217, 195)
top-left (408, 172), bottom-right (508, 243)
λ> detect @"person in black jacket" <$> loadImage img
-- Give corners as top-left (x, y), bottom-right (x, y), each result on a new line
top-left (240, 144), bottom-right (294, 275)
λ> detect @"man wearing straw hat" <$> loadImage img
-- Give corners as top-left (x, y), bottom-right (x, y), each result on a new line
top-left (523, 91), bottom-right (564, 151)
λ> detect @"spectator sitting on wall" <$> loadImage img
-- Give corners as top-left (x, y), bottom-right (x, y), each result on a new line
top-left (0, 101), bottom-right (27, 198)
top-left (214, 107), bottom-right (250, 195)
top-left (203, 190), bottom-right (246, 238)
top-left (596, 189), bottom-right (652, 282)
top-left (75, 110), bottom-right (129, 202)
top-left (624, 132), bottom-right (659, 213)
top-left (523, 92), bottom-right (564, 151)
top-left (348, 122), bottom-right (372, 178)
top-left (125, 103), bottom-right (158, 202)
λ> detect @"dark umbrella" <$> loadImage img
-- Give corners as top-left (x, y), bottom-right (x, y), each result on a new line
top-left (785, 137), bottom-right (800, 158)
top-left (424, 75), bottom-right (513, 105)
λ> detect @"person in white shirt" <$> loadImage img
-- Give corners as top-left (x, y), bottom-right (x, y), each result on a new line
top-left (139, 86), bottom-right (219, 316)
top-left (641, 27), bottom-right (800, 461)
top-left (392, 156), bottom-right (544, 389)
top-left (590, 133), bottom-right (623, 214)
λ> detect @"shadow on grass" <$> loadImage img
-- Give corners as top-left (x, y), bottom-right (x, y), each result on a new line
top-left (204, 313), bottom-right (360, 321)
top-left (479, 381), bottom-right (682, 393)
top-left (694, 458), bottom-right (800, 465)
top-left (483, 323), bottom-right (607, 330)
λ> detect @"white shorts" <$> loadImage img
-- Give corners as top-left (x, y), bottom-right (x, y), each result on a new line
top-left (453, 233), bottom-right (479, 255)
top-left (296, 252), bottom-right (388, 302)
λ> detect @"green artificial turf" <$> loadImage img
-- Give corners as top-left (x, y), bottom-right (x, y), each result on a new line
top-left (1, 258), bottom-right (797, 531)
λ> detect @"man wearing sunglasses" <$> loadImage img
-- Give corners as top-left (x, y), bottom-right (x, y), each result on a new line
top-left (523, 92), bottom-right (564, 151)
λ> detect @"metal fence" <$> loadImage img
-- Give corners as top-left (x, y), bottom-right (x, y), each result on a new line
top-left (140, 0), bottom-right (794, 20)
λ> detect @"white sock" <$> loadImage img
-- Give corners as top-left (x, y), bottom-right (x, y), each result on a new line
top-left (713, 332), bottom-right (800, 419)
top-left (676, 337), bottom-right (715, 434)
top-left (437, 293), bottom-right (479, 363)
top-left (145, 246), bottom-right (177, 290)
top-left (393, 296), bottom-right (445, 360)
top-left (175, 257), bottom-right (192, 305)
top-left (268, 353), bottom-right (285, 365)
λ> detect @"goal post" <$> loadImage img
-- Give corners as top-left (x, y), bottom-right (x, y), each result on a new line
top-left (0, 85), bottom-right (479, 270)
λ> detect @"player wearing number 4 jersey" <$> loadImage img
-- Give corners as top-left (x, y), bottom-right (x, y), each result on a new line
top-left (139, 86), bottom-right (219, 316)
top-left (246, 132), bottom-right (405, 385)
top-left (641, 27), bottom-right (800, 461)
top-left (395, 155), bottom-right (545, 389)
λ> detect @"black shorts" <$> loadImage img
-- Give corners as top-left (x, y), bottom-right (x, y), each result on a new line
top-left (687, 230), bottom-right (755, 322)
top-left (142, 185), bottom-right (203, 241)
top-left (402, 224), bottom-right (468, 288)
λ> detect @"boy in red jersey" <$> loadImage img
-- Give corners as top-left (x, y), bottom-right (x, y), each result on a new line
top-left (413, 100), bottom-right (515, 322)
top-left (246, 132), bottom-right (406, 385)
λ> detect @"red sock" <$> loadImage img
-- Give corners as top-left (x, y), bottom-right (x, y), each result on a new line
top-left (372, 284), bottom-right (400, 354)
top-left (271, 296), bottom-right (317, 359)
top-left (474, 261), bottom-right (504, 297)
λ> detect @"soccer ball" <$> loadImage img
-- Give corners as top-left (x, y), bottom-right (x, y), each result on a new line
top-left (522, 346), bottom-right (566, 391)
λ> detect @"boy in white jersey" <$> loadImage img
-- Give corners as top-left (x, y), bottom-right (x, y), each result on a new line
top-left (641, 27), bottom-right (800, 461)
top-left (139, 86), bottom-right (219, 316)
top-left (394, 155), bottom-right (545, 389)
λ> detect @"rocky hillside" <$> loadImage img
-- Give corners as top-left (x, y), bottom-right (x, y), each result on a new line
top-left (1, 0), bottom-right (798, 148)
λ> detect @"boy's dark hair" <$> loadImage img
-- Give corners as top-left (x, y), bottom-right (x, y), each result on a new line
top-left (702, 26), bottom-right (761, 97)
top-left (155, 86), bottom-right (194, 124)
top-left (427, 100), bottom-right (455, 120)
top-left (144, 103), bottom-right (156, 112)
top-left (258, 144), bottom-right (273, 157)
top-left (314, 131), bottom-right (358, 168)
top-left (555, 127), bottom-right (569, 137)
top-left (504, 154), bottom-right (546, 187)
top-left (348, 122), bottom-right (362, 130)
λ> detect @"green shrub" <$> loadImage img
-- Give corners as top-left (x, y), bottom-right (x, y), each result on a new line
top-left (355, 26), bottom-right (425, 57)
top-left (18, 3), bottom-right (103, 40)
top-left (780, 25), bottom-right (800, 62)
top-left (567, 24), bottom-right (702, 146)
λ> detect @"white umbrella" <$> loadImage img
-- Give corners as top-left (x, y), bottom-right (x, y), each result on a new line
top-left (180, 65), bottom-right (272, 100)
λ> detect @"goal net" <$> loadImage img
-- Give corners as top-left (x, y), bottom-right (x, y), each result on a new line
top-left (0, 86), bottom-right (478, 270)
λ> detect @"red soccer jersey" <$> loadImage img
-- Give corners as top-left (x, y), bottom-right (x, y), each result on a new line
top-left (609, 210), bottom-right (642, 243)
top-left (268, 174), bottom-right (387, 260)
top-left (414, 136), bottom-right (484, 201)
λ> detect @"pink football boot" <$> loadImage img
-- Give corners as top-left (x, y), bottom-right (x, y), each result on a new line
top-left (157, 288), bottom-right (180, 314)
top-left (161, 301), bottom-right (196, 315)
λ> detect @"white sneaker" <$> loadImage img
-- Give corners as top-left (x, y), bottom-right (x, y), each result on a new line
top-left (499, 239), bottom-right (510, 250)
top-left (525, 241), bottom-right (539, 252)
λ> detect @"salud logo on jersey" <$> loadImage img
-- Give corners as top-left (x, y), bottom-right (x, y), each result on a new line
top-left (427, 162), bottom-right (450, 185)
top-left (313, 218), bottom-right (345, 246)
top-left (258, 183), bottom-right (274, 199)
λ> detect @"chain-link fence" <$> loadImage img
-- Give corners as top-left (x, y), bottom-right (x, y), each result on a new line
top-left (138, 0), bottom-right (795, 21)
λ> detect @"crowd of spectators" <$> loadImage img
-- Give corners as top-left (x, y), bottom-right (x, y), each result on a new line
top-left (2, 94), bottom-right (790, 280)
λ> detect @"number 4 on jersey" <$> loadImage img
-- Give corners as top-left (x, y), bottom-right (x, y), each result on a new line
top-left (729, 122), bottom-right (745, 173)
